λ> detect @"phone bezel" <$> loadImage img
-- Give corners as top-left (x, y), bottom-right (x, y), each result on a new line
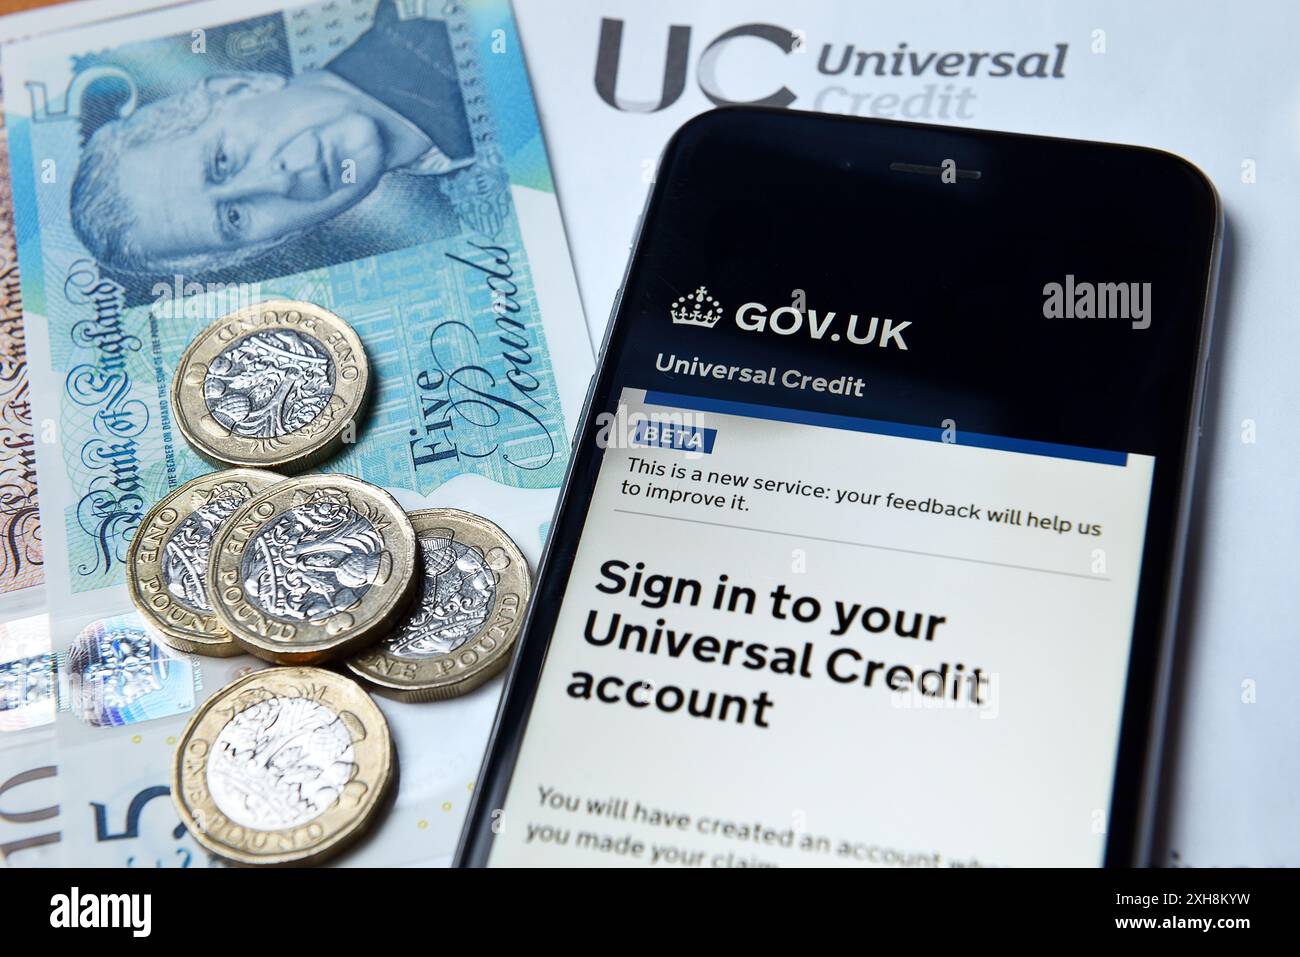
top-left (456, 107), bottom-right (1223, 868)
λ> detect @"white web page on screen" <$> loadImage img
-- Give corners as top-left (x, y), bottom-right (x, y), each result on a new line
top-left (490, 386), bottom-right (1154, 867)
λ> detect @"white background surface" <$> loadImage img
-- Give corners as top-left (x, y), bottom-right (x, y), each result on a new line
top-left (512, 0), bottom-right (1299, 866)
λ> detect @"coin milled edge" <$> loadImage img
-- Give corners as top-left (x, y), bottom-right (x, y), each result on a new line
top-left (126, 468), bottom-right (283, 657)
top-left (346, 508), bottom-right (532, 703)
top-left (207, 475), bottom-right (419, 665)
top-left (170, 299), bottom-right (370, 473)
top-left (171, 667), bottom-right (394, 866)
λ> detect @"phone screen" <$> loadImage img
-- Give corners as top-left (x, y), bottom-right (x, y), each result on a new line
top-left (464, 109), bottom-right (1218, 867)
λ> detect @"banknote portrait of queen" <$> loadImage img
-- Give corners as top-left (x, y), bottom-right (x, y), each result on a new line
top-left (58, 0), bottom-right (498, 297)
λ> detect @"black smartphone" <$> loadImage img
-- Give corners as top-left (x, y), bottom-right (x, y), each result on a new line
top-left (458, 108), bottom-right (1221, 867)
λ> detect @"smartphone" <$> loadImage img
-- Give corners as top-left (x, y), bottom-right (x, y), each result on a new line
top-left (458, 108), bottom-right (1221, 867)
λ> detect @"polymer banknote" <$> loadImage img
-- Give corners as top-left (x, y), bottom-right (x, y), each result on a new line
top-left (1, 0), bottom-right (592, 866)
top-left (1, 34), bottom-right (54, 868)
top-left (0, 106), bottom-right (41, 599)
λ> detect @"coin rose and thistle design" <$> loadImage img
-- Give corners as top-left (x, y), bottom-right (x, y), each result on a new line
top-left (240, 488), bottom-right (387, 624)
top-left (207, 477), bottom-right (418, 664)
top-left (392, 529), bottom-right (497, 657)
top-left (348, 509), bottom-right (531, 702)
top-left (207, 692), bottom-right (359, 831)
top-left (173, 667), bottom-right (393, 866)
top-left (204, 328), bottom-right (337, 441)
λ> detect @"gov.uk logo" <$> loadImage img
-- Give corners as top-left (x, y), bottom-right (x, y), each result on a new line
top-left (670, 286), bottom-right (722, 328)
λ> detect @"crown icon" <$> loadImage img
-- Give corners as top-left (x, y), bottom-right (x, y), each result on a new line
top-left (671, 286), bottom-right (723, 328)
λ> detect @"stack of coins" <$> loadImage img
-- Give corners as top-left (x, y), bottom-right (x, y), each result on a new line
top-left (131, 301), bottom-right (533, 866)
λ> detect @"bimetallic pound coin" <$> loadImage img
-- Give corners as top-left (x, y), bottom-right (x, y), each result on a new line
top-left (207, 475), bottom-right (418, 664)
top-left (172, 667), bottom-right (393, 866)
top-left (171, 300), bottom-right (369, 472)
top-left (127, 469), bottom-right (283, 657)
top-left (347, 509), bottom-right (531, 702)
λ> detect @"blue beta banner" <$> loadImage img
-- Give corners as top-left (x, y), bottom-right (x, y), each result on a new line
top-left (632, 419), bottom-right (717, 454)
